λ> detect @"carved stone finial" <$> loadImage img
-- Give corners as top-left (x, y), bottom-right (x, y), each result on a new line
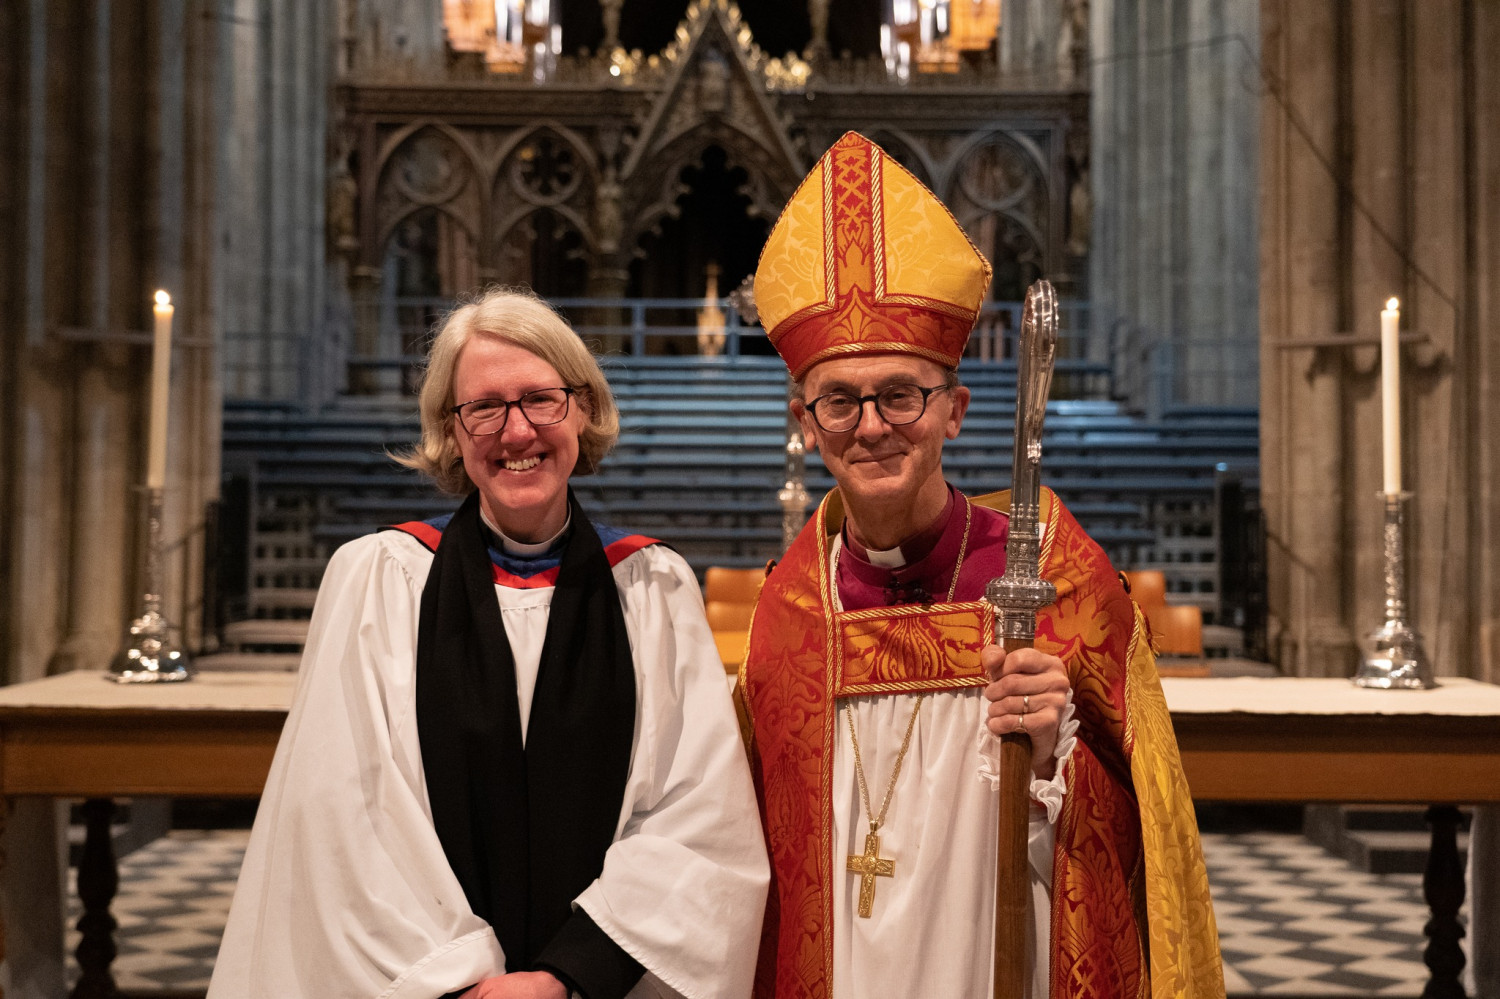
top-left (594, 168), bottom-right (624, 255)
top-left (806, 0), bottom-right (830, 60)
top-left (1058, 0), bottom-right (1089, 85)
top-left (600, 0), bottom-right (624, 51)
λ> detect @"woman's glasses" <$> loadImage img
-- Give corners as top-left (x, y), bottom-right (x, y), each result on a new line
top-left (450, 387), bottom-right (575, 436)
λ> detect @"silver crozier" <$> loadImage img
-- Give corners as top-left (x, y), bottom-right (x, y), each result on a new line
top-left (984, 279), bottom-right (1059, 999)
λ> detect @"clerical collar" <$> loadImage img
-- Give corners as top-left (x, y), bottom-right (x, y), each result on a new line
top-left (841, 487), bottom-right (957, 569)
top-left (837, 486), bottom-right (970, 607)
top-left (479, 507), bottom-right (571, 558)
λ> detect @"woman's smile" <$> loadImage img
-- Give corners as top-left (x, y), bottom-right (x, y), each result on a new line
top-left (450, 337), bottom-right (586, 543)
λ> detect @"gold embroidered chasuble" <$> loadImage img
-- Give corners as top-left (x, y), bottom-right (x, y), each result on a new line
top-left (738, 487), bottom-right (1224, 998)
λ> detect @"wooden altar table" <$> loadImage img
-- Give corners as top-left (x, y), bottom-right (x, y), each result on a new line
top-left (0, 671), bottom-right (292, 999)
top-left (1161, 675), bottom-right (1500, 804)
top-left (1, 671), bottom-right (1497, 998)
top-left (1163, 675), bottom-right (1500, 999)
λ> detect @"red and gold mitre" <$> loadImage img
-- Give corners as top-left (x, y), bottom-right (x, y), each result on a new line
top-left (754, 131), bottom-right (993, 380)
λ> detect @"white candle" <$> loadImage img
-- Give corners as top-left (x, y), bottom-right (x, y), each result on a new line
top-left (148, 290), bottom-right (174, 490)
top-left (1380, 297), bottom-right (1401, 495)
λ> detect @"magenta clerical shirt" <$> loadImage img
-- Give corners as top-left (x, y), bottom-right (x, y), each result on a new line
top-left (835, 484), bottom-right (1009, 611)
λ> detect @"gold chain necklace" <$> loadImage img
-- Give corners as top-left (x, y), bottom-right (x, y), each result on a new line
top-left (837, 497), bottom-right (969, 917)
top-left (943, 498), bottom-right (974, 601)
top-left (844, 694), bottom-right (926, 918)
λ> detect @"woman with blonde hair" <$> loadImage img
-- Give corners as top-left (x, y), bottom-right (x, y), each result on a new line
top-left (212, 288), bottom-right (768, 999)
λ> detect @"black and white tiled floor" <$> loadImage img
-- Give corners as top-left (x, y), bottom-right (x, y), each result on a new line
top-left (1203, 831), bottom-right (1447, 996)
top-left (65, 829), bottom-right (247, 992)
top-left (68, 829), bottom-right (1466, 995)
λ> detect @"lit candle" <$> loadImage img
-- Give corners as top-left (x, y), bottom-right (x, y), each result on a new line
top-left (148, 290), bottom-right (174, 491)
top-left (1380, 297), bottom-right (1401, 495)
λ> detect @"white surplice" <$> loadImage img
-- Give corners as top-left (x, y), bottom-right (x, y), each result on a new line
top-left (209, 529), bottom-right (769, 999)
top-left (828, 539), bottom-right (1071, 999)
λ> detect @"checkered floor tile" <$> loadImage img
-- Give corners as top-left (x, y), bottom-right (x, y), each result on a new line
top-left (67, 829), bottom-right (1470, 995)
top-left (65, 829), bottom-right (246, 992)
top-left (1200, 831), bottom-right (1452, 996)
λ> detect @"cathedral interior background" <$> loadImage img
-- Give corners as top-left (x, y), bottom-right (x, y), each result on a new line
top-left (3, 0), bottom-right (1500, 993)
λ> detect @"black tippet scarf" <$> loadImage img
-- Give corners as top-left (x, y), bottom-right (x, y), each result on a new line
top-left (414, 489), bottom-right (637, 970)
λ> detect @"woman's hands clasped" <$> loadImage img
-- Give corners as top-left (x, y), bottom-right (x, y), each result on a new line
top-left (460, 971), bottom-right (568, 999)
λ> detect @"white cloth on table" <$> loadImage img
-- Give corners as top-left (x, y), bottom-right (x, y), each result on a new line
top-left (209, 530), bottom-right (768, 999)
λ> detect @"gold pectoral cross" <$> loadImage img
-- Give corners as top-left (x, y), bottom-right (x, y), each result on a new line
top-left (846, 830), bottom-right (896, 917)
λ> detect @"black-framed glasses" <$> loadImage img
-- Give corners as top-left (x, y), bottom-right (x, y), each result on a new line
top-left (450, 387), bottom-right (576, 436)
top-left (805, 383), bottom-right (951, 433)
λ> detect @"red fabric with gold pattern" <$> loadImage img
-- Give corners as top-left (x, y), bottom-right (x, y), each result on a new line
top-left (742, 500), bottom-right (837, 999)
top-left (1029, 495), bottom-right (1151, 994)
top-left (741, 488), bottom-right (1152, 999)
top-left (1051, 741), bottom-right (1147, 997)
top-left (835, 602), bottom-right (993, 695)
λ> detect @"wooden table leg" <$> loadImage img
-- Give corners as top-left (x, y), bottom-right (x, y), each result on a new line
top-left (71, 799), bottom-right (119, 999)
top-left (1422, 805), bottom-right (1468, 999)
top-left (1, 795), bottom-right (8, 999)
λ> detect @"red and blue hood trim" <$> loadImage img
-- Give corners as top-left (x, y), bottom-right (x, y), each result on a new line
top-left (385, 513), bottom-right (661, 590)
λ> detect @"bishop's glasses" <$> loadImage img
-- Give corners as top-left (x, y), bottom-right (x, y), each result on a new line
top-left (805, 382), bottom-right (951, 433)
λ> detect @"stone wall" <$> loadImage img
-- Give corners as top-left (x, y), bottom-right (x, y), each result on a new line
top-left (218, 0), bottom-right (333, 400)
top-left (347, 0), bottom-right (448, 78)
top-left (1259, 0), bottom-right (1500, 683)
top-left (0, 0), bottom-right (335, 686)
top-left (0, 0), bottom-right (208, 685)
top-left (1090, 0), bottom-right (1261, 413)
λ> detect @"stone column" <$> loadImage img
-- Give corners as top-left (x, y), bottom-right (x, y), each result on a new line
top-left (43, 0), bottom-right (134, 675)
top-left (1469, 3), bottom-right (1500, 685)
top-left (1260, 0), bottom-right (1500, 684)
top-left (216, 0), bottom-right (331, 403)
top-left (352, 0), bottom-right (448, 77)
top-left (0, 800), bottom-right (69, 998)
top-left (585, 265), bottom-right (631, 355)
top-left (1090, 0), bottom-right (1259, 413)
top-left (1259, 0), bottom-right (1360, 676)
top-left (999, 0), bottom-right (1061, 81)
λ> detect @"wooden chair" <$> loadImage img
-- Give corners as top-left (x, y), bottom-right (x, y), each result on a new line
top-left (704, 567), bottom-right (766, 672)
top-left (704, 566), bottom-right (766, 605)
top-left (1121, 569), bottom-right (1167, 612)
top-left (705, 600), bottom-right (755, 632)
top-left (714, 630), bottom-right (750, 672)
top-left (1150, 603), bottom-right (1204, 657)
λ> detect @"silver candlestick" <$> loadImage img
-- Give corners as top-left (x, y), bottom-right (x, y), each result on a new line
top-left (779, 429), bottom-right (809, 554)
top-left (779, 373), bottom-right (810, 553)
top-left (109, 487), bottom-right (192, 683)
top-left (1354, 491), bottom-right (1435, 689)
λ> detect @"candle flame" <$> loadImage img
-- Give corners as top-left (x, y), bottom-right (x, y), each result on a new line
top-left (155, 290), bottom-right (171, 307)
top-left (1385, 297), bottom-right (1399, 311)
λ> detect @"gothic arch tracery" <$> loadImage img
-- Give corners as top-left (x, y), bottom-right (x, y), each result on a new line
top-left (860, 127), bottom-right (936, 189)
top-left (344, 3), bottom-right (1086, 354)
top-left (945, 130), bottom-right (1053, 300)
top-left (375, 126), bottom-right (484, 299)
top-left (623, 128), bottom-right (789, 262)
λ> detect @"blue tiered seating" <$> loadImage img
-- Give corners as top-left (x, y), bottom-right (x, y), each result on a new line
top-left (219, 356), bottom-right (1258, 640)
